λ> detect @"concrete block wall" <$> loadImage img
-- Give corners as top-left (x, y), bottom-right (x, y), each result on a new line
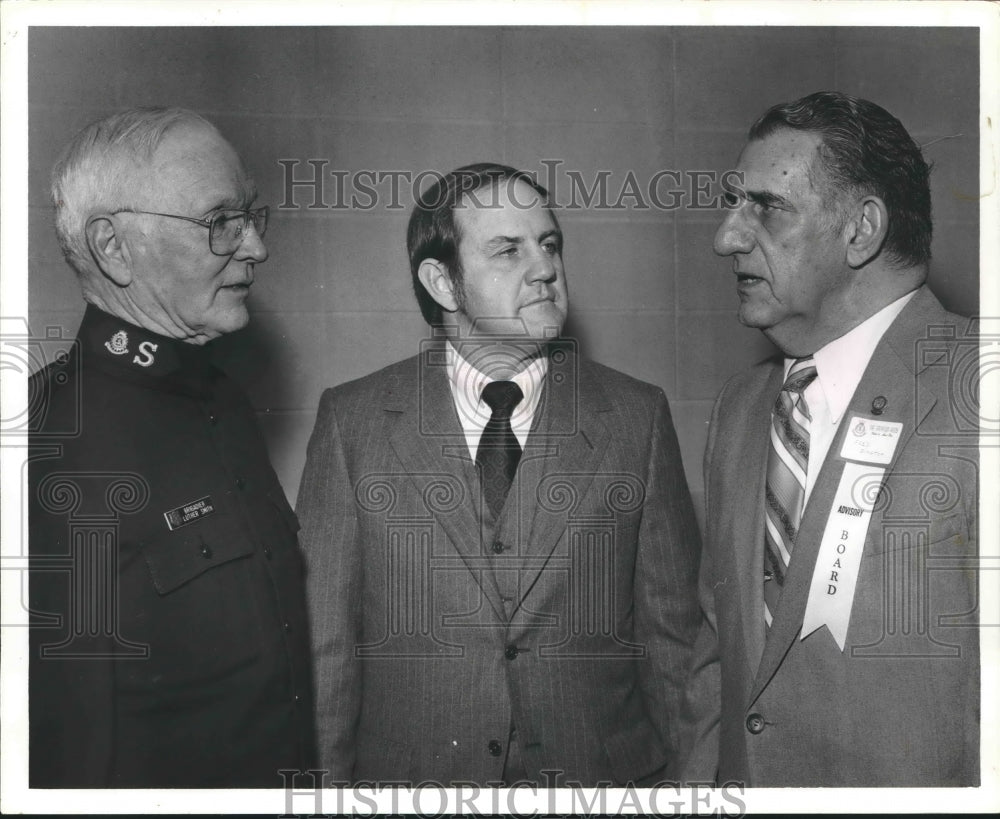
top-left (27, 27), bottom-right (980, 525)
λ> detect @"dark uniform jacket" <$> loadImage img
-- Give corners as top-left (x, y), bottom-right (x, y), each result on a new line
top-left (29, 305), bottom-right (315, 787)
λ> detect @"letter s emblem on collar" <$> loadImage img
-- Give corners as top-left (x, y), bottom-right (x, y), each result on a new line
top-left (133, 340), bottom-right (158, 368)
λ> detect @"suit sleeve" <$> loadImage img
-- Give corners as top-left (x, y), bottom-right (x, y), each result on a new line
top-left (296, 389), bottom-right (362, 780)
top-left (633, 389), bottom-right (702, 778)
top-left (677, 382), bottom-right (728, 783)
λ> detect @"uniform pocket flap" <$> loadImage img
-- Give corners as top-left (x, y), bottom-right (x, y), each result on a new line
top-left (141, 512), bottom-right (254, 595)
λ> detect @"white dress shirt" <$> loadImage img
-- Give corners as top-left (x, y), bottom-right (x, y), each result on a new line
top-left (791, 289), bottom-right (917, 506)
top-left (445, 341), bottom-right (548, 460)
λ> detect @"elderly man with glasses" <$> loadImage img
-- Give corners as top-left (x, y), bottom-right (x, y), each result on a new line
top-left (28, 107), bottom-right (315, 787)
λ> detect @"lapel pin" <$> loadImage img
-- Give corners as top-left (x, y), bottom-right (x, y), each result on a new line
top-left (871, 396), bottom-right (887, 415)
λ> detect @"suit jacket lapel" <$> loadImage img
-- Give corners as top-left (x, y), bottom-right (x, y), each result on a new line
top-left (732, 364), bottom-right (783, 678)
top-left (750, 288), bottom-right (942, 702)
top-left (515, 349), bottom-right (611, 598)
top-left (385, 346), bottom-right (506, 619)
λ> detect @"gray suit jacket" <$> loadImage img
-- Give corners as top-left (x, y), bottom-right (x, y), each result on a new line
top-left (682, 287), bottom-right (979, 786)
top-left (297, 343), bottom-right (701, 785)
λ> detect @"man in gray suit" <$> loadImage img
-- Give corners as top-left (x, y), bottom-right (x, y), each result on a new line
top-left (682, 92), bottom-right (979, 786)
top-left (297, 163), bottom-right (701, 786)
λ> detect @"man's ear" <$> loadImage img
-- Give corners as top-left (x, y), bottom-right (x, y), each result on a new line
top-left (416, 258), bottom-right (459, 312)
top-left (845, 195), bottom-right (888, 269)
top-left (85, 215), bottom-right (133, 287)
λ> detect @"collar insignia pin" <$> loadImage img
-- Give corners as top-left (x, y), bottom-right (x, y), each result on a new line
top-left (871, 396), bottom-right (887, 416)
top-left (104, 330), bottom-right (129, 355)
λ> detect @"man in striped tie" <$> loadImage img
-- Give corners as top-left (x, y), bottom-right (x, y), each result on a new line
top-left (681, 91), bottom-right (979, 786)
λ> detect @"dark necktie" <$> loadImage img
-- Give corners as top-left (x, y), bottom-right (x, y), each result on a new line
top-left (476, 381), bottom-right (524, 519)
top-left (763, 356), bottom-right (818, 628)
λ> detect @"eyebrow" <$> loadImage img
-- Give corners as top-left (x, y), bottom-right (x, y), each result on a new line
top-left (210, 180), bottom-right (258, 212)
top-left (485, 228), bottom-right (563, 249)
top-left (485, 235), bottom-right (522, 248)
top-left (203, 198), bottom-right (255, 216)
top-left (745, 189), bottom-right (792, 210)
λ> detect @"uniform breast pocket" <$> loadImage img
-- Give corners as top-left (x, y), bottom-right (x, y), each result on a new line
top-left (120, 512), bottom-right (264, 689)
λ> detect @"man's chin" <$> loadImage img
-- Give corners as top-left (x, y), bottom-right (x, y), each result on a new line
top-left (207, 308), bottom-right (251, 338)
top-left (736, 301), bottom-right (776, 331)
top-left (522, 304), bottom-right (566, 340)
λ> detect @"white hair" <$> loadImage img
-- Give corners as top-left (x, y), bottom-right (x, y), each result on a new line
top-left (51, 106), bottom-right (218, 278)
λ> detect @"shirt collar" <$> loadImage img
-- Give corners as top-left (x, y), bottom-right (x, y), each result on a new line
top-left (78, 304), bottom-right (214, 383)
top-left (793, 290), bottom-right (917, 424)
top-left (445, 340), bottom-right (548, 431)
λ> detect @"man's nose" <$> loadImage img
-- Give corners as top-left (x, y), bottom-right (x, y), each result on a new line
top-left (714, 207), bottom-right (754, 256)
top-left (234, 222), bottom-right (268, 263)
top-left (525, 245), bottom-right (558, 283)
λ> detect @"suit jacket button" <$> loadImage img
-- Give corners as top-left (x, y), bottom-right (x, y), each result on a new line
top-left (488, 739), bottom-right (503, 756)
top-left (504, 645), bottom-right (518, 660)
top-left (492, 541), bottom-right (504, 554)
top-left (746, 713), bottom-right (765, 734)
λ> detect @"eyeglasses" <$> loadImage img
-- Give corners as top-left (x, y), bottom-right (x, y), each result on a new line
top-left (111, 206), bottom-right (269, 256)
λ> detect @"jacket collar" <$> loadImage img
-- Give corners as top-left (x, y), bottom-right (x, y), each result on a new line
top-left (77, 304), bottom-right (215, 393)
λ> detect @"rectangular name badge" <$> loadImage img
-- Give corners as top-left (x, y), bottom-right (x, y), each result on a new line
top-left (164, 496), bottom-right (215, 531)
top-left (839, 415), bottom-right (903, 465)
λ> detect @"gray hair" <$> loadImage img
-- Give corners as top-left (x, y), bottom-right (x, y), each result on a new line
top-left (51, 106), bottom-right (217, 277)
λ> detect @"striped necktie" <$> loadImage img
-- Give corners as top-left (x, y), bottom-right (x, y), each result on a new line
top-left (763, 356), bottom-right (818, 628)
